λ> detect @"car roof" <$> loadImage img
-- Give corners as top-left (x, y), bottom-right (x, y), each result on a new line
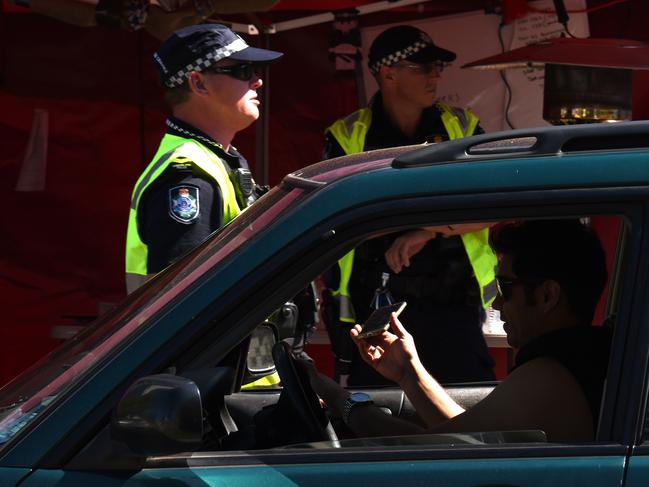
top-left (283, 121), bottom-right (649, 200)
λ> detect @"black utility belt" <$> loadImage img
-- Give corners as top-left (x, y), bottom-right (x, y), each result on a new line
top-left (356, 269), bottom-right (478, 303)
top-left (354, 270), bottom-right (442, 297)
top-left (387, 273), bottom-right (442, 299)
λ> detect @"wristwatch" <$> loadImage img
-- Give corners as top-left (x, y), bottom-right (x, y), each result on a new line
top-left (342, 392), bottom-right (373, 425)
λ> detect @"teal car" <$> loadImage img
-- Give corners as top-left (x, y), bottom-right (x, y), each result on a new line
top-left (2, 121), bottom-right (649, 486)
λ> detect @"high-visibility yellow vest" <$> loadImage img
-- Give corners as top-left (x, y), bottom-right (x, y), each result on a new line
top-left (326, 107), bottom-right (373, 156)
top-left (125, 133), bottom-right (241, 293)
top-left (437, 102), bottom-right (480, 141)
top-left (332, 249), bottom-right (356, 323)
top-left (326, 103), bottom-right (496, 310)
top-left (240, 371), bottom-right (281, 390)
top-left (461, 228), bottom-right (498, 307)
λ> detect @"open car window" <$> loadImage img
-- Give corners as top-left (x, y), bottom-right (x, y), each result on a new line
top-left (65, 212), bottom-right (630, 473)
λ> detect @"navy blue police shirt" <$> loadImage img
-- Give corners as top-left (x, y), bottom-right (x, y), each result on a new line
top-left (138, 117), bottom-right (248, 273)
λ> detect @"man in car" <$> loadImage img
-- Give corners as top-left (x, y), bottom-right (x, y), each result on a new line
top-left (125, 23), bottom-right (282, 293)
top-left (308, 219), bottom-right (612, 442)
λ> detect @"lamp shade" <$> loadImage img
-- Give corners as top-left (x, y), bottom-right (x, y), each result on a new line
top-left (543, 64), bottom-right (632, 124)
top-left (462, 37), bottom-right (649, 71)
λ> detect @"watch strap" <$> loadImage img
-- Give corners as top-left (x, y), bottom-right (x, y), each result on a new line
top-left (342, 393), bottom-right (373, 425)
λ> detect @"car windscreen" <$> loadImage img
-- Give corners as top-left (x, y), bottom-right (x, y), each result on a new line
top-left (0, 185), bottom-right (308, 449)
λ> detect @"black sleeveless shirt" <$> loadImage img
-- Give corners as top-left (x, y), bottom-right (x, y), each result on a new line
top-left (514, 325), bottom-right (613, 431)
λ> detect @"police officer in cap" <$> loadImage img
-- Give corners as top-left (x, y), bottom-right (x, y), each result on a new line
top-left (322, 25), bottom-right (497, 386)
top-left (126, 23), bottom-right (282, 293)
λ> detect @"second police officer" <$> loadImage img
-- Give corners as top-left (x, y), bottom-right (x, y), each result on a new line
top-left (322, 25), bottom-right (498, 386)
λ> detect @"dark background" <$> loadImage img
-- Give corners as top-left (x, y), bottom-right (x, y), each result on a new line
top-left (0, 0), bottom-right (646, 384)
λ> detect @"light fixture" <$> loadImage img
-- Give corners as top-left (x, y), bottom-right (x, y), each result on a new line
top-left (463, 37), bottom-right (649, 125)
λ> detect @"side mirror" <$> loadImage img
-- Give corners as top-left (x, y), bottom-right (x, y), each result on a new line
top-left (241, 323), bottom-right (279, 388)
top-left (111, 374), bottom-right (203, 456)
top-left (246, 323), bottom-right (277, 375)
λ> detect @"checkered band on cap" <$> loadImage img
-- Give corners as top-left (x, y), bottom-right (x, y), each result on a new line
top-left (165, 37), bottom-right (248, 88)
top-left (369, 40), bottom-right (428, 74)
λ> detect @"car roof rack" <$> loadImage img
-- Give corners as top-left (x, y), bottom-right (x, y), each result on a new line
top-left (393, 120), bottom-right (649, 168)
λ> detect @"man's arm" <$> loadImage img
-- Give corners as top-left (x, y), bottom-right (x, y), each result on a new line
top-left (384, 222), bottom-right (496, 273)
top-left (304, 363), bottom-right (425, 436)
top-left (426, 356), bottom-right (594, 442)
top-left (306, 312), bottom-right (466, 437)
top-left (139, 165), bottom-right (223, 273)
top-left (346, 314), bottom-right (594, 442)
top-left (351, 314), bottom-right (465, 428)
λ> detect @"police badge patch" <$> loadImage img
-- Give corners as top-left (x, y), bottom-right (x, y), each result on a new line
top-left (169, 185), bottom-right (199, 223)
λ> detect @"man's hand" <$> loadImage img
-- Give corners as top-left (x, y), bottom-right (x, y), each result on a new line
top-left (384, 229), bottom-right (433, 273)
top-left (350, 313), bottom-right (420, 385)
top-left (299, 358), bottom-right (348, 417)
top-left (384, 226), bottom-right (457, 273)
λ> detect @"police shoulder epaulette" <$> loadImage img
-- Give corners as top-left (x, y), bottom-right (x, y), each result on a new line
top-left (170, 156), bottom-right (193, 171)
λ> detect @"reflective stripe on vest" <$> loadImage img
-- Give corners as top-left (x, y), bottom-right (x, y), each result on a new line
top-left (461, 228), bottom-right (497, 308)
top-left (437, 102), bottom-right (479, 140)
top-left (241, 371), bottom-right (281, 389)
top-left (333, 249), bottom-right (356, 323)
top-left (125, 134), bottom-right (241, 288)
top-left (326, 104), bottom-right (496, 309)
top-left (325, 107), bottom-right (372, 155)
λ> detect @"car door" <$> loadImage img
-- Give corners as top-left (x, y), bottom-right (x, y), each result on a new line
top-left (19, 455), bottom-right (628, 487)
top-left (20, 197), bottom-right (638, 487)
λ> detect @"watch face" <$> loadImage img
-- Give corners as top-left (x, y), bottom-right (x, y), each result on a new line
top-left (350, 392), bottom-right (372, 403)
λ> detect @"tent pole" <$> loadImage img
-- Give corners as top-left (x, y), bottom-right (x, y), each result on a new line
top-left (254, 30), bottom-right (271, 185)
top-left (230, 0), bottom-right (436, 35)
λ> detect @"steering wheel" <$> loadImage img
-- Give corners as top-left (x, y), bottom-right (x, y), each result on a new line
top-left (272, 341), bottom-right (338, 442)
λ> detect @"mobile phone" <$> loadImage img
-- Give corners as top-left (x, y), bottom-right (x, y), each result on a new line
top-left (357, 301), bottom-right (407, 339)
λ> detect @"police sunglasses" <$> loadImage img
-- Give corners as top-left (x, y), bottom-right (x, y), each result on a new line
top-left (205, 63), bottom-right (265, 82)
top-left (391, 60), bottom-right (447, 75)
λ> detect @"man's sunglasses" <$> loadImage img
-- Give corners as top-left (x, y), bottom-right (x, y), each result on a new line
top-left (205, 63), bottom-right (265, 82)
top-left (495, 276), bottom-right (542, 301)
top-left (392, 60), bottom-right (447, 75)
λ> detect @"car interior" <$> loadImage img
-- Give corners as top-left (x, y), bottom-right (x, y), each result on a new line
top-left (67, 213), bottom-right (628, 470)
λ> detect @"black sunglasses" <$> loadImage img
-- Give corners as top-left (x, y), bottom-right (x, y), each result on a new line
top-left (495, 276), bottom-right (542, 301)
top-left (205, 63), bottom-right (264, 82)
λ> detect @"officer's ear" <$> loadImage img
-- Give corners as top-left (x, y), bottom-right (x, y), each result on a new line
top-left (380, 65), bottom-right (398, 83)
top-left (187, 71), bottom-right (209, 96)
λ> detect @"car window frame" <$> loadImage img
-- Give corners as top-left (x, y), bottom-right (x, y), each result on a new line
top-left (618, 199), bottom-right (649, 448)
top-left (50, 186), bottom-right (647, 471)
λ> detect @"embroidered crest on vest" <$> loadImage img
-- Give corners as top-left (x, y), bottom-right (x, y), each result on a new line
top-left (169, 185), bottom-right (199, 224)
